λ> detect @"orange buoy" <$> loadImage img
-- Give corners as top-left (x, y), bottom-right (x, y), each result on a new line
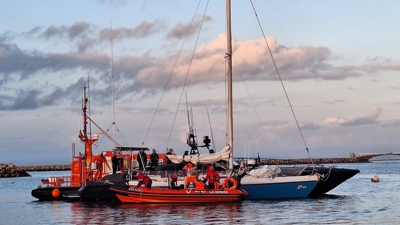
top-left (52, 188), bottom-right (61, 198)
top-left (371, 176), bottom-right (379, 182)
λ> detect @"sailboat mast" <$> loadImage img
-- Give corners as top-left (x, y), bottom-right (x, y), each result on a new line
top-left (226, 0), bottom-right (234, 169)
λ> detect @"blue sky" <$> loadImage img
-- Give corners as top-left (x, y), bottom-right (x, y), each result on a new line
top-left (1, 0), bottom-right (400, 165)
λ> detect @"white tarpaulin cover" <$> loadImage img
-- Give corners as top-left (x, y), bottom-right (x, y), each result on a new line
top-left (166, 145), bottom-right (231, 165)
top-left (247, 165), bottom-right (281, 178)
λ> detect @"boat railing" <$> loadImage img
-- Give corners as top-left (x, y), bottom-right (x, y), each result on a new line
top-left (41, 176), bottom-right (80, 187)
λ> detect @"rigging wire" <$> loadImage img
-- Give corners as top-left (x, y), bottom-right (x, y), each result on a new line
top-left (207, 109), bottom-right (216, 151)
top-left (166, 0), bottom-right (210, 148)
top-left (87, 116), bottom-right (121, 147)
top-left (105, 123), bottom-right (128, 146)
top-left (233, 58), bottom-right (269, 143)
top-left (141, 0), bottom-right (205, 149)
top-left (249, 0), bottom-right (313, 164)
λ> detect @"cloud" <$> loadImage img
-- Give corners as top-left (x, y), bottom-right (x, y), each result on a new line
top-left (1, 18), bottom-right (400, 113)
top-left (99, 20), bottom-right (167, 41)
top-left (321, 99), bottom-right (346, 105)
top-left (131, 34), bottom-right (374, 92)
top-left (0, 43), bottom-right (109, 82)
top-left (167, 15), bottom-right (212, 39)
top-left (381, 119), bottom-right (400, 128)
top-left (300, 122), bottom-right (321, 130)
top-left (315, 108), bottom-right (383, 128)
top-left (0, 77), bottom-right (87, 111)
top-left (0, 31), bottom-right (15, 42)
top-left (340, 108), bottom-right (383, 127)
top-left (19, 21), bottom-right (167, 53)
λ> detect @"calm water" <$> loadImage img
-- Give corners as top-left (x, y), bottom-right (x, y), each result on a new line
top-left (1, 162), bottom-right (399, 224)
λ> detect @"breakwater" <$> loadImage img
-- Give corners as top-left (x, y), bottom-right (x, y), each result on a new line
top-left (0, 163), bottom-right (31, 178)
top-left (0, 163), bottom-right (71, 178)
top-left (259, 157), bottom-right (363, 165)
top-left (16, 164), bottom-right (71, 172)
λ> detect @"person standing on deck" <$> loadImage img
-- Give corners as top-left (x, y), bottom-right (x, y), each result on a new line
top-left (165, 148), bottom-right (174, 164)
top-left (112, 151), bottom-right (118, 174)
top-left (137, 149), bottom-right (147, 170)
top-left (150, 149), bottom-right (159, 167)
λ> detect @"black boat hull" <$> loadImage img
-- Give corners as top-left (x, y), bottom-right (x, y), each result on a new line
top-left (303, 167), bottom-right (360, 197)
top-left (278, 166), bottom-right (359, 197)
top-left (78, 182), bottom-right (117, 201)
top-left (31, 186), bottom-right (80, 201)
top-left (78, 173), bottom-right (127, 202)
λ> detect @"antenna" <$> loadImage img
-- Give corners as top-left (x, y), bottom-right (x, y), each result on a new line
top-left (111, 21), bottom-right (116, 145)
top-left (87, 73), bottom-right (92, 141)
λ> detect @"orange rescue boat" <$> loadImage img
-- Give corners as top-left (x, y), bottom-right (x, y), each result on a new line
top-left (110, 175), bottom-right (248, 204)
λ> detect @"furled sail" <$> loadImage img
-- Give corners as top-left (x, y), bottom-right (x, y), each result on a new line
top-left (166, 145), bottom-right (231, 165)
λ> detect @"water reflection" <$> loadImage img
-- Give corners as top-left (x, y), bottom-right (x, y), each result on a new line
top-left (67, 201), bottom-right (243, 225)
top-left (69, 202), bottom-right (121, 225)
top-left (6, 163), bottom-right (400, 224)
top-left (117, 202), bottom-right (242, 224)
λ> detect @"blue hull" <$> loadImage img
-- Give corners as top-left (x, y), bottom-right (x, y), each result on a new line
top-left (241, 181), bottom-right (318, 200)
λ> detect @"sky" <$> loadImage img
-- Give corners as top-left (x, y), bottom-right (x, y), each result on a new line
top-left (1, 0), bottom-right (400, 165)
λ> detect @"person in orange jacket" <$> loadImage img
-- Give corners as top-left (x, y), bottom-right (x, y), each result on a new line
top-left (183, 162), bottom-right (195, 176)
top-left (204, 164), bottom-right (220, 189)
top-left (136, 172), bottom-right (152, 188)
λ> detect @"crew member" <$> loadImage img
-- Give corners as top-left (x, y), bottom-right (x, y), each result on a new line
top-left (136, 172), bottom-right (152, 188)
top-left (150, 149), bottom-right (159, 167)
top-left (137, 149), bottom-right (147, 170)
top-left (166, 148), bottom-right (174, 164)
top-left (204, 164), bottom-right (220, 189)
top-left (170, 173), bottom-right (178, 189)
top-left (182, 162), bottom-right (195, 176)
top-left (112, 151), bottom-right (118, 174)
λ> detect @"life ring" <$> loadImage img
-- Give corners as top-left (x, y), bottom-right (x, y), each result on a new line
top-left (222, 177), bottom-right (237, 189)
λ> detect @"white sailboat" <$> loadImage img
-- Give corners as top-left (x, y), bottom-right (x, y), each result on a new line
top-left (165, 0), bottom-right (320, 200)
top-left (221, 0), bottom-right (321, 200)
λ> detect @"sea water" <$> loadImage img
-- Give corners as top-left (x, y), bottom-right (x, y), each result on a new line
top-left (1, 162), bottom-right (399, 224)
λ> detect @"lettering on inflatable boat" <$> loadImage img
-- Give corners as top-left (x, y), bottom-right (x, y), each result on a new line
top-left (210, 191), bottom-right (228, 194)
top-left (297, 185), bottom-right (306, 189)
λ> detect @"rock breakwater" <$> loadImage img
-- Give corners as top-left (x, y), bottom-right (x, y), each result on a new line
top-left (18, 165), bottom-right (71, 172)
top-left (0, 163), bottom-right (71, 178)
top-left (0, 163), bottom-right (31, 178)
top-left (260, 157), bottom-right (363, 165)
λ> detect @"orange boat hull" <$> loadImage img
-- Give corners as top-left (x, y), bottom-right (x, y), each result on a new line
top-left (110, 184), bottom-right (248, 204)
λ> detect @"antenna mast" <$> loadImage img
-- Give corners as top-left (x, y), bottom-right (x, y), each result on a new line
top-left (111, 21), bottom-right (116, 144)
